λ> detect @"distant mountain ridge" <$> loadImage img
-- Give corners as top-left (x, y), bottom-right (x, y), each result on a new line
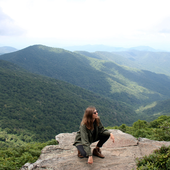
top-left (64, 44), bottom-right (165, 52)
top-left (0, 45), bottom-right (166, 53)
top-left (0, 46), bottom-right (18, 54)
top-left (65, 44), bottom-right (127, 52)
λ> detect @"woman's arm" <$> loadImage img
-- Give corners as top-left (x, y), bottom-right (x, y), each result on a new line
top-left (110, 133), bottom-right (115, 143)
top-left (98, 120), bottom-right (115, 143)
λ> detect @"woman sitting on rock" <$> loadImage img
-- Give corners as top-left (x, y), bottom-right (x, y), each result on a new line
top-left (73, 106), bottom-right (115, 164)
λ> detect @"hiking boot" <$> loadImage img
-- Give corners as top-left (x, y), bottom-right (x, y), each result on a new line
top-left (93, 147), bottom-right (105, 158)
top-left (78, 150), bottom-right (84, 158)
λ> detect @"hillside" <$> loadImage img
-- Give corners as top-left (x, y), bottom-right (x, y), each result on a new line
top-left (114, 50), bottom-right (170, 75)
top-left (77, 50), bottom-right (170, 76)
top-left (136, 99), bottom-right (170, 121)
top-left (76, 51), bottom-right (141, 69)
top-left (1, 45), bottom-right (170, 108)
top-left (0, 60), bottom-right (137, 142)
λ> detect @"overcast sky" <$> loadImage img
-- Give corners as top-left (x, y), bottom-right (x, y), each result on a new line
top-left (0, 0), bottom-right (170, 50)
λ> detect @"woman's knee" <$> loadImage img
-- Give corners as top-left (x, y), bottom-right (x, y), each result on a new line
top-left (76, 145), bottom-right (87, 157)
top-left (81, 151), bottom-right (87, 157)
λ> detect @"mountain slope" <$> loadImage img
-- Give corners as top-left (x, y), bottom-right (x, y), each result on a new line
top-left (76, 51), bottom-right (141, 68)
top-left (0, 60), bottom-right (136, 142)
top-left (136, 99), bottom-right (170, 121)
top-left (77, 50), bottom-right (170, 76)
top-left (114, 51), bottom-right (170, 75)
top-left (1, 45), bottom-right (170, 106)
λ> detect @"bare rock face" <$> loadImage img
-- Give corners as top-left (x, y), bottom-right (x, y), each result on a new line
top-left (21, 130), bottom-right (170, 170)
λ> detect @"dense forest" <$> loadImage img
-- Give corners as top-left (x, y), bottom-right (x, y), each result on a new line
top-left (109, 115), bottom-right (170, 141)
top-left (0, 59), bottom-right (137, 143)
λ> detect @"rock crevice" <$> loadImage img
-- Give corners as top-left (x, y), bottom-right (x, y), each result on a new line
top-left (21, 130), bottom-right (170, 170)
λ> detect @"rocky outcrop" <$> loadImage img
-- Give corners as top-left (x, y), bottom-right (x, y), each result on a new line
top-left (21, 130), bottom-right (170, 170)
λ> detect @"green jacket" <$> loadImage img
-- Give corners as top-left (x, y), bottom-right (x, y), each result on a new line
top-left (73, 120), bottom-right (111, 156)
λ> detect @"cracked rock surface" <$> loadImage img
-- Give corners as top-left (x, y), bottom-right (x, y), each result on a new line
top-left (21, 130), bottom-right (170, 170)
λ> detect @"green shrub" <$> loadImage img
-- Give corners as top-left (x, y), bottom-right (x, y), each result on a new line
top-left (136, 145), bottom-right (170, 170)
top-left (0, 139), bottom-right (58, 170)
top-left (119, 124), bottom-right (127, 132)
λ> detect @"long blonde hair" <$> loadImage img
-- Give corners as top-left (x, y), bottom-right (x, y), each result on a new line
top-left (81, 106), bottom-right (100, 130)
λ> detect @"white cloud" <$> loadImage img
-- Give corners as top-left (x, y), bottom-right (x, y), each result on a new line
top-left (0, 8), bottom-right (25, 36)
top-left (155, 17), bottom-right (170, 34)
top-left (1, 0), bottom-right (170, 49)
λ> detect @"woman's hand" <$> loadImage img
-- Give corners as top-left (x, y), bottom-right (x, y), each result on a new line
top-left (110, 133), bottom-right (115, 143)
top-left (88, 156), bottom-right (93, 164)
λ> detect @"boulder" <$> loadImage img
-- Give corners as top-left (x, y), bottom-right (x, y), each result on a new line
top-left (20, 130), bottom-right (170, 170)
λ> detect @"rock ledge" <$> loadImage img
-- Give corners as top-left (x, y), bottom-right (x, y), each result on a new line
top-left (21, 130), bottom-right (170, 170)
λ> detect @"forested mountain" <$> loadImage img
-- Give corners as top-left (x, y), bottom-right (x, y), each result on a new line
top-left (1, 45), bottom-right (170, 108)
top-left (77, 50), bottom-right (170, 76)
top-left (0, 59), bottom-right (136, 142)
top-left (76, 51), bottom-right (140, 68)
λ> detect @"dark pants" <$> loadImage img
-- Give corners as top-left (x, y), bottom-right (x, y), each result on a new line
top-left (76, 134), bottom-right (110, 158)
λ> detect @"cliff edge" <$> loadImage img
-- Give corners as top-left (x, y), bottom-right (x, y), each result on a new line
top-left (21, 130), bottom-right (170, 170)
